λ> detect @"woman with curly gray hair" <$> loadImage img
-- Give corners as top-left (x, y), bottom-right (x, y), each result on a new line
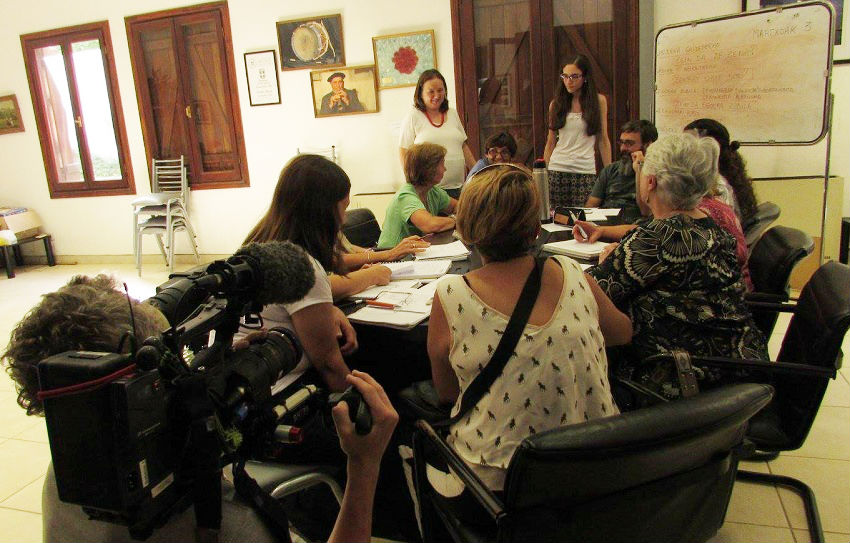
top-left (585, 133), bottom-right (767, 397)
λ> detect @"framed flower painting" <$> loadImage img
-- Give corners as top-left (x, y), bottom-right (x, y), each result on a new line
top-left (372, 30), bottom-right (436, 89)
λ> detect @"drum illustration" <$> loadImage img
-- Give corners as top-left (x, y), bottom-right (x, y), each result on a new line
top-left (291, 21), bottom-right (331, 62)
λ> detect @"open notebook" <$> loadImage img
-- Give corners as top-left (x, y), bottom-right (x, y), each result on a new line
top-left (415, 240), bottom-right (470, 261)
top-left (383, 260), bottom-right (451, 279)
top-left (542, 239), bottom-right (608, 259)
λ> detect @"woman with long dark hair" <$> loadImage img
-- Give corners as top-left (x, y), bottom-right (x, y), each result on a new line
top-left (399, 69), bottom-right (477, 198)
top-left (684, 118), bottom-right (758, 223)
top-left (244, 154), bottom-right (359, 392)
top-left (544, 55), bottom-right (612, 208)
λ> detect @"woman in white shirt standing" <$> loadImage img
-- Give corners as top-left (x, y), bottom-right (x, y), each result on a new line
top-left (544, 54), bottom-right (612, 209)
top-left (399, 69), bottom-right (477, 199)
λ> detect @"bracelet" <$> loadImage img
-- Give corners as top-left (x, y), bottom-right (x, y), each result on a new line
top-left (366, 248), bottom-right (373, 264)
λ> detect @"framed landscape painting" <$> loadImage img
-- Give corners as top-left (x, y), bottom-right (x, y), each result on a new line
top-left (372, 30), bottom-right (436, 89)
top-left (0, 95), bottom-right (24, 135)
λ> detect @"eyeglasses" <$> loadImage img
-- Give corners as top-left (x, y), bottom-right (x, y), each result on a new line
top-left (559, 73), bottom-right (583, 82)
top-left (617, 139), bottom-right (639, 146)
top-left (486, 147), bottom-right (513, 159)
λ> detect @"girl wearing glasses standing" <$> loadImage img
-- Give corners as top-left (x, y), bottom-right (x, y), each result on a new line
top-left (544, 55), bottom-right (612, 208)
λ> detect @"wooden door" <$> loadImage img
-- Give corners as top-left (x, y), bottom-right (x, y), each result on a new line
top-left (452, 0), bottom-right (639, 166)
top-left (126, 2), bottom-right (248, 189)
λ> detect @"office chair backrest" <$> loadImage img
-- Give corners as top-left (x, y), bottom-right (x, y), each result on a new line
top-left (768, 261), bottom-right (850, 449)
top-left (743, 201), bottom-right (781, 251)
top-left (342, 208), bottom-right (381, 248)
top-left (501, 384), bottom-right (773, 542)
top-left (748, 226), bottom-right (814, 335)
top-left (749, 226), bottom-right (814, 296)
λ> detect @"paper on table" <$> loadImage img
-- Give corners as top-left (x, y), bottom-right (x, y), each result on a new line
top-left (583, 210), bottom-right (608, 222)
top-left (542, 222), bottom-right (570, 232)
top-left (542, 239), bottom-right (608, 258)
top-left (415, 240), bottom-right (470, 261)
top-left (383, 260), bottom-right (451, 279)
top-left (347, 306), bottom-right (429, 330)
top-left (349, 279), bottom-right (420, 300)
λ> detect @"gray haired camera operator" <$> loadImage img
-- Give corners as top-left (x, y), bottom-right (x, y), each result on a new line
top-left (2, 274), bottom-right (397, 543)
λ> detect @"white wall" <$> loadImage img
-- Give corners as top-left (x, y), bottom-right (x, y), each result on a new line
top-left (652, 0), bottom-right (850, 216)
top-left (3, 0), bottom-right (847, 259)
top-left (0, 0), bottom-right (455, 256)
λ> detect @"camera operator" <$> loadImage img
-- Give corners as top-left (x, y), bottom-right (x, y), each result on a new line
top-left (2, 274), bottom-right (398, 543)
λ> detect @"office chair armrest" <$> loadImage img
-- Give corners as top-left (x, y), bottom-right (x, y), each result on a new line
top-left (745, 292), bottom-right (789, 303)
top-left (744, 299), bottom-right (798, 312)
top-left (611, 375), bottom-right (670, 404)
top-left (414, 419), bottom-right (505, 521)
top-left (686, 355), bottom-right (836, 379)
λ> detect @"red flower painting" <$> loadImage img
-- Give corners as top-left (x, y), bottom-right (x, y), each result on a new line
top-left (392, 46), bottom-right (419, 74)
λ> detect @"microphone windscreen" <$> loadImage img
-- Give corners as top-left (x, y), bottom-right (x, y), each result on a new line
top-left (234, 241), bottom-right (316, 305)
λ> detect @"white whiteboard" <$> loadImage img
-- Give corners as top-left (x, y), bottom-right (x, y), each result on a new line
top-left (654, 1), bottom-right (834, 144)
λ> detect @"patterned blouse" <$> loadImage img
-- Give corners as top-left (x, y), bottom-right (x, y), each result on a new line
top-left (436, 256), bottom-right (618, 490)
top-left (588, 214), bottom-right (767, 365)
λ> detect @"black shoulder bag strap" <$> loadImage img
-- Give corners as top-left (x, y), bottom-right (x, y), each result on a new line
top-left (436, 257), bottom-right (545, 428)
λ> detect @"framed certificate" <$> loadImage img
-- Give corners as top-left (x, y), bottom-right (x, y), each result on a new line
top-left (244, 50), bottom-right (281, 106)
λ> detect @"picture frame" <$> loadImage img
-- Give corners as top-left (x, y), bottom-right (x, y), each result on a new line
top-left (277, 14), bottom-right (345, 71)
top-left (743, 0), bottom-right (847, 62)
top-left (310, 65), bottom-right (379, 118)
top-left (0, 94), bottom-right (24, 135)
top-left (244, 50), bottom-right (281, 106)
top-left (372, 30), bottom-right (436, 89)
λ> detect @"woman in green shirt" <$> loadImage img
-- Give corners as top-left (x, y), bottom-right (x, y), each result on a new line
top-left (377, 142), bottom-right (458, 248)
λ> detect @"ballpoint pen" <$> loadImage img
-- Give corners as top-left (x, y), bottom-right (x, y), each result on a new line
top-left (569, 210), bottom-right (589, 241)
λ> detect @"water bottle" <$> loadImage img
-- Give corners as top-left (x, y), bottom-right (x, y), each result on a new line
top-left (532, 158), bottom-right (550, 222)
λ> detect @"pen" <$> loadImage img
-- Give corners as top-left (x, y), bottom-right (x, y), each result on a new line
top-left (569, 210), bottom-right (589, 241)
top-left (418, 233), bottom-right (434, 241)
top-left (365, 300), bottom-right (397, 309)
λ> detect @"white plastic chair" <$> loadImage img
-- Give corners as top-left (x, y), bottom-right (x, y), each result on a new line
top-left (131, 156), bottom-right (199, 274)
top-left (296, 145), bottom-right (337, 164)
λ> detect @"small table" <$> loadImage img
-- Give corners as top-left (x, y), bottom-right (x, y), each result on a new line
top-left (1, 233), bottom-right (56, 278)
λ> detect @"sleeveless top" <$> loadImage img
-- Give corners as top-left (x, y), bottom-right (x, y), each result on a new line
top-left (548, 112), bottom-right (597, 174)
top-left (435, 255), bottom-right (618, 490)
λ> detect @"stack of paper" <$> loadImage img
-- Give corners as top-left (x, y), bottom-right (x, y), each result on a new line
top-left (415, 240), bottom-right (470, 261)
top-left (346, 275), bottom-right (458, 330)
top-left (347, 306), bottom-right (429, 330)
top-left (542, 239), bottom-right (608, 259)
top-left (348, 279), bottom-right (421, 300)
top-left (383, 260), bottom-right (451, 279)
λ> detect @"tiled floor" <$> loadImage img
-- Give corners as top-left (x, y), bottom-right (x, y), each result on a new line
top-left (0, 262), bottom-right (848, 542)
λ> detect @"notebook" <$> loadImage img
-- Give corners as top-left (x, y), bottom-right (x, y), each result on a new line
top-left (383, 260), bottom-right (452, 279)
top-left (348, 279), bottom-right (421, 300)
top-left (415, 240), bottom-right (470, 261)
top-left (542, 239), bottom-right (608, 259)
top-left (347, 306), bottom-right (430, 330)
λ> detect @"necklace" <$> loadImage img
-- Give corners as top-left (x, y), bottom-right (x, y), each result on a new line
top-left (426, 110), bottom-right (445, 128)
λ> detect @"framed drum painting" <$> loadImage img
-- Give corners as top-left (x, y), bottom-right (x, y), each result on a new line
top-left (277, 14), bottom-right (345, 71)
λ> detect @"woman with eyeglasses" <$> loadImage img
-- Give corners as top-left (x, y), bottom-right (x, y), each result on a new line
top-left (544, 54), bottom-right (612, 208)
top-left (399, 69), bottom-right (477, 199)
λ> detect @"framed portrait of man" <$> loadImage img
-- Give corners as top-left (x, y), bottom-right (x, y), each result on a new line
top-left (310, 65), bottom-right (379, 118)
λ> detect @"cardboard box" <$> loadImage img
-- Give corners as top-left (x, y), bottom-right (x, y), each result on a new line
top-left (0, 208), bottom-right (42, 240)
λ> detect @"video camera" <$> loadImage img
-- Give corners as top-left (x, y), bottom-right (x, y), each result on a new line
top-left (35, 241), bottom-right (365, 540)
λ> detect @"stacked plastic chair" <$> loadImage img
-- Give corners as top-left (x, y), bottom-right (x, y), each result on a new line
top-left (131, 156), bottom-right (199, 275)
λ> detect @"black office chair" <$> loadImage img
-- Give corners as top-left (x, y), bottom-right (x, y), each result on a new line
top-left (742, 201), bottom-right (781, 253)
top-left (342, 208), bottom-right (381, 248)
top-left (411, 383), bottom-right (773, 543)
top-left (636, 261), bottom-right (850, 543)
top-left (746, 225), bottom-right (814, 336)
